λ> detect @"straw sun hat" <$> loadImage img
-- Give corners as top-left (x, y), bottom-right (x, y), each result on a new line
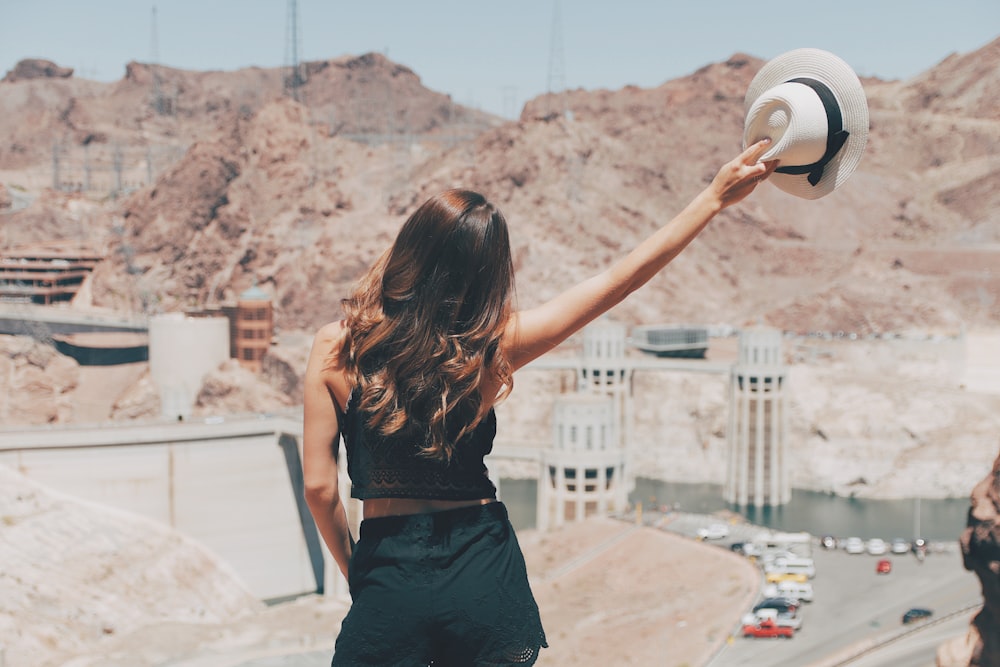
top-left (743, 48), bottom-right (869, 199)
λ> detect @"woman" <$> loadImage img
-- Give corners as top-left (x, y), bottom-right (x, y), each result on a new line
top-left (303, 138), bottom-right (776, 666)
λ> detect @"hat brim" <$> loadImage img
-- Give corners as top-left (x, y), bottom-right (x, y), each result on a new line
top-left (744, 48), bottom-right (869, 200)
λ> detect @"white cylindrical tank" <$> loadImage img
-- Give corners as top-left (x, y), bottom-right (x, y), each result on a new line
top-left (149, 313), bottom-right (230, 420)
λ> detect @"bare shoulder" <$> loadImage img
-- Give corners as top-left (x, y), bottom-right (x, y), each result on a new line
top-left (311, 318), bottom-right (348, 358)
top-left (313, 320), bottom-right (348, 353)
top-left (307, 320), bottom-right (352, 408)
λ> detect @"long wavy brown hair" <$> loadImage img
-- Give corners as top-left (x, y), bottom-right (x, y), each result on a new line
top-left (337, 189), bottom-right (515, 461)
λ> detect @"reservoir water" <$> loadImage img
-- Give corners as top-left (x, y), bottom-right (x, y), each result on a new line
top-left (498, 477), bottom-right (971, 541)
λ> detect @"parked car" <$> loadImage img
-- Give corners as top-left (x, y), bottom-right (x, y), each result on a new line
top-left (730, 541), bottom-right (764, 557)
top-left (766, 571), bottom-right (808, 584)
top-left (753, 597), bottom-right (800, 615)
top-left (764, 581), bottom-right (814, 603)
top-left (746, 607), bottom-right (802, 630)
top-left (902, 607), bottom-right (933, 624)
top-left (876, 559), bottom-right (892, 574)
top-left (866, 538), bottom-right (888, 555)
top-left (773, 612), bottom-right (802, 631)
top-left (731, 541), bottom-right (763, 556)
top-left (844, 537), bottom-right (865, 554)
top-left (742, 619), bottom-right (794, 638)
top-left (743, 620), bottom-right (795, 639)
top-left (890, 538), bottom-right (910, 554)
top-left (770, 556), bottom-right (816, 579)
top-left (820, 534), bottom-right (837, 549)
top-left (760, 550), bottom-right (797, 563)
top-left (696, 523), bottom-right (729, 540)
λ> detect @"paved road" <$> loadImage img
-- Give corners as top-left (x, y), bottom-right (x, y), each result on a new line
top-left (689, 530), bottom-right (981, 667)
top-left (837, 611), bottom-right (976, 667)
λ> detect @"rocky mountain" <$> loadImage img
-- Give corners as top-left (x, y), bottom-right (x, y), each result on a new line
top-left (3, 41), bottom-right (998, 334)
top-left (2, 42), bottom-right (998, 665)
top-left (0, 51), bottom-right (499, 193)
top-left (1, 40), bottom-right (999, 502)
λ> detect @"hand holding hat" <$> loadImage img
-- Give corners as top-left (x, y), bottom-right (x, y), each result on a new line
top-left (743, 48), bottom-right (869, 199)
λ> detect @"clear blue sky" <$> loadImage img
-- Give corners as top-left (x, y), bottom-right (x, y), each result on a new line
top-left (1, 0), bottom-right (997, 118)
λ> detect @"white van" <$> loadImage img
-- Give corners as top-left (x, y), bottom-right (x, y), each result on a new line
top-left (772, 556), bottom-right (816, 579)
top-left (764, 580), bottom-right (814, 602)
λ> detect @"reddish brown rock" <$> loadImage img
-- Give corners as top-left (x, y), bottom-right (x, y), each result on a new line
top-left (2, 58), bottom-right (74, 83)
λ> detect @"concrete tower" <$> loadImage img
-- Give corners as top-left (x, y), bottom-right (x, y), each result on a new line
top-left (578, 318), bottom-right (631, 443)
top-left (725, 327), bottom-right (790, 507)
top-left (536, 393), bottom-right (626, 531)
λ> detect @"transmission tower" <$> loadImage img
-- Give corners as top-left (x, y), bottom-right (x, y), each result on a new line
top-left (546, 0), bottom-right (567, 118)
top-left (150, 6), bottom-right (170, 115)
top-left (284, 0), bottom-right (306, 101)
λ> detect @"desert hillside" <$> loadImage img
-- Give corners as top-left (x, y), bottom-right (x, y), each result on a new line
top-left (1, 40), bottom-right (999, 499)
top-left (2, 42), bottom-right (998, 333)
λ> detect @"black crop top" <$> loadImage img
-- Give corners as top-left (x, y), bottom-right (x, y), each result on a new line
top-left (340, 388), bottom-right (498, 501)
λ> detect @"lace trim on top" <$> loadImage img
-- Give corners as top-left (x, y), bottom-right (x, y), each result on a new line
top-left (342, 388), bottom-right (498, 501)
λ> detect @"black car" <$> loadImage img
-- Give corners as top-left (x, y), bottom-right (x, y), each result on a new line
top-left (902, 607), bottom-right (933, 624)
top-left (754, 597), bottom-right (799, 615)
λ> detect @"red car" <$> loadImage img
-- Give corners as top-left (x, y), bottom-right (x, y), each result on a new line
top-left (876, 559), bottom-right (892, 574)
top-left (742, 619), bottom-right (794, 639)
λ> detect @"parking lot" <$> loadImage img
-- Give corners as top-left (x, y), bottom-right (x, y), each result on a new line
top-left (649, 512), bottom-right (982, 667)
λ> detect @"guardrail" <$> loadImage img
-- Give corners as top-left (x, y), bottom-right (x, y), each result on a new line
top-left (814, 600), bottom-right (983, 667)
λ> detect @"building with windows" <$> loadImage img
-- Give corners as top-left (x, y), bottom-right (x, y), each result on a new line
top-left (0, 242), bottom-right (102, 305)
top-left (233, 284), bottom-right (273, 373)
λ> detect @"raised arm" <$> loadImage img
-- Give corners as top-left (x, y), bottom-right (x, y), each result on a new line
top-left (503, 139), bottom-right (776, 371)
top-left (302, 320), bottom-right (354, 580)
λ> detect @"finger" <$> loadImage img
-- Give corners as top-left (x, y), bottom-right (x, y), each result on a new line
top-left (742, 137), bottom-right (772, 165)
top-left (748, 160), bottom-right (779, 188)
top-left (748, 157), bottom-right (779, 184)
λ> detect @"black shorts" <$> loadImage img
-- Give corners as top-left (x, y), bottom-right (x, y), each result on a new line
top-left (332, 501), bottom-right (547, 667)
